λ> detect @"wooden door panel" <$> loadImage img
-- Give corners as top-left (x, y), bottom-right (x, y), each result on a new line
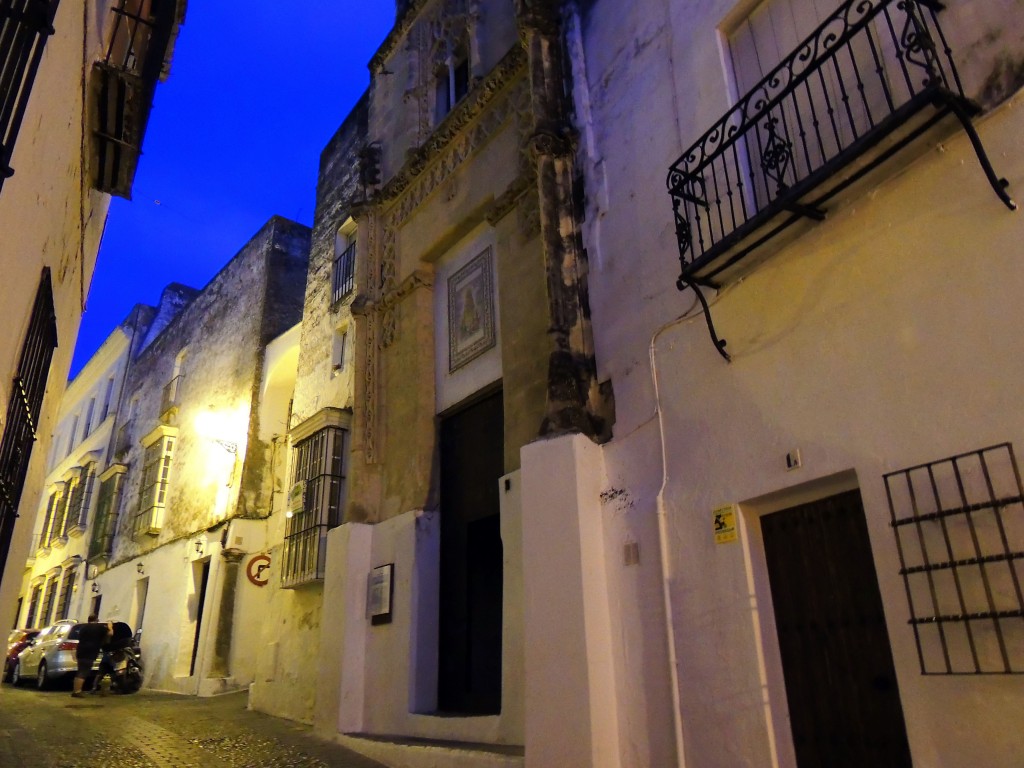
top-left (761, 489), bottom-right (912, 767)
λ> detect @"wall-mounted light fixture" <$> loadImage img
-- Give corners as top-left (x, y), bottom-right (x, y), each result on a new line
top-left (214, 438), bottom-right (238, 454)
top-left (194, 539), bottom-right (205, 556)
top-left (136, 562), bottom-right (145, 575)
top-left (91, 583), bottom-right (101, 594)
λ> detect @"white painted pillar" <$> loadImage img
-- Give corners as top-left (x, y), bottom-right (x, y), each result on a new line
top-left (315, 522), bottom-right (373, 736)
top-left (521, 433), bottom-right (620, 767)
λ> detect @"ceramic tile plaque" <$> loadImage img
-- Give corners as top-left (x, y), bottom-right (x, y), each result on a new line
top-left (448, 247), bottom-right (495, 371)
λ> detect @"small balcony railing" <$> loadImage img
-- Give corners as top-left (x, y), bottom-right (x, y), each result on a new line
top-left (331, 240), bottom-right (356, 305)
top-left (668, 0), bottom-right (1015, 293)
top-left (114, 419), bottom-right (133, 457)
top-left (160, 374), bottom-right (182, 416)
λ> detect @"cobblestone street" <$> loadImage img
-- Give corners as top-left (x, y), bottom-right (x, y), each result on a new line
top-left (0, 684), bottom-right (386, 768)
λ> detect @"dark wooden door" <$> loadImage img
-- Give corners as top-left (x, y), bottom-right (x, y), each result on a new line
top-left (438, 390), bottom-right (504, 714)
top-left (761, 489), bottom-right (912, 767)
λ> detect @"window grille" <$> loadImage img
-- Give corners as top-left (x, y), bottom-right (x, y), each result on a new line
top-left (24, 582), bottom-right (41, 627)
top-left (282, 426), bottom-right (346, 588)
top-left (37, 490), bottom-right (56, 550)
top-left (69, 463), bottom-right (95, 531)
top-left (331, 239), bottom-right (356, 304)
top-left (134, 433), bottom-right (174, 536)
top-left (40, 574), bottom-right (58, 625)
top-left (0, 0), bottom-right (60, 194)
top-left (55, 565), bottom-right (76, 620)
top-left (88, 468), bottom-right (125, 559)
top-left (0, 267), bottom-right (57, 567)
top-left (51, 473), bottom-right (78, 543)
top-left (885, 443), bottom-right (1024, 674)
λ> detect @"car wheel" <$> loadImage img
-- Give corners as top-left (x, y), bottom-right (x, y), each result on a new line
top-left (11, 661), bottom-right (22, 686)
top-left (35, 661), bottom-right (47, 691)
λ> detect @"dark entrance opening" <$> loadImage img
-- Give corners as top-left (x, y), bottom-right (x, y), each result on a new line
top-left (761, 489), bottom-right (912, 767)
top-left (438, 389), bottom-right (504, 714)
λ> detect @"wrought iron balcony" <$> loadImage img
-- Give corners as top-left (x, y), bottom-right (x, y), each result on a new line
top-left (160, 374), bottom-right (182, 417)
top-left (91, 0), bottom-right (178, 197)
top-left (114, 419), bottom-right (133, 457)
top-left (668, 0), bottom-right (1015, 297)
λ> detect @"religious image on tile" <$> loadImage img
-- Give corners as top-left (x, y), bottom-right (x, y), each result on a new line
top-left (448, 247), bottom-right (495, 371)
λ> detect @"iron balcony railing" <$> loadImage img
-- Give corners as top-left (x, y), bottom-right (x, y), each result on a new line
top-left (331, 240), bottom-right (356, 305)
top-left (92, 0), bottom-right (178, 197)
top-left (114, 419), bottom-right (133, 456)
top-left (160, 373), bottom-right (181, 415)
top-left (667, 0), bottom-right (1014, 292)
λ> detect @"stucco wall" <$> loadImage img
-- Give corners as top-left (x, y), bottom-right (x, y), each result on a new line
top-left (0, 1), bottom-right (116, 624)
top-left (649, 100), bottom-right (1024, 767)
top-left (570, 0), bottom-right (1024, 764)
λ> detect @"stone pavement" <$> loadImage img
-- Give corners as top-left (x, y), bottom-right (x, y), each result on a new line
top-left (0, 682), bottom-right (387, 768)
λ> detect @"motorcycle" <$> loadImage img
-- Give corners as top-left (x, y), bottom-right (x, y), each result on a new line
top-left (96, 622), bottom-right (143, 694)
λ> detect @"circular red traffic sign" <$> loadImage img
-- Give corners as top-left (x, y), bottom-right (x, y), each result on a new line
top-left (246, 554), bottom-right (271, 586)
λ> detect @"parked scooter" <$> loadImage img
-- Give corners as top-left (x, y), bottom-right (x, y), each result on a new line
top-left (95, 622), bottom-right (143, 694)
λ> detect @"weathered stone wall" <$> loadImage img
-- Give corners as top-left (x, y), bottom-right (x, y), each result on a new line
top-left (113, 217), bottom-right (310, 562)
top-left (291, 94), bottom-right (368, 432)
top-left (368, 0), bottom-right (520, 183)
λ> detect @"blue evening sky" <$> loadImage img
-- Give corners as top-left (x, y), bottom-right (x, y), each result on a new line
top-left (71, 3), bottom-right (396, 378)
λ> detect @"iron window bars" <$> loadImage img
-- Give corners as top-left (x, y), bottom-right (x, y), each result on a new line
top-left (0, 0), bottom-right (59, 194)
top-left (884, 443), bottom-right (1024, 674)
top-left (88, 468), bottom-right (125, 561)
top-left (25, 582), bottom-right (41, 628)
top-left (55, 564), bottom-right (76, 620)
top-left (0, 267), bottom-right (57, 573)
top-left (331, 239), bottom-right (357, 305)
top-left (71, 463), bottom-right (96, 531)
top-left (282, 426), bottom-right (346, 588)
top-left (667, 0), bottom-right (1015, 359)
top-left (40, 574), bottom-right (58, 625)
top-left (91, 0), bottom-right (176, 197)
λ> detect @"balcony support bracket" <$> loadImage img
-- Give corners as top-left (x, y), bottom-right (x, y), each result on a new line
top-left (784, 200), bottom-right (827, 222)
top-left (677, 276), bottom-right (731, 362)
top-left (945, 99), bottom-right (1017, 212)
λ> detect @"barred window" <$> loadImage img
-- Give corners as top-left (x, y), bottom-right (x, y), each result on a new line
top-left (38, 490), bottom-right (57, 549)
top-left (69, 463), bottom-right (96, 531)
top-left (331, 235), bottom-right (356, 304)
top-left (55, 566), bottom-right (77, 620)
top-left (0, 268), bottom-right (57, 566)
top-left (134, 429), bottom-right (175, 536)
top-left (282, 425), bottom-right (346, 588)
top-left (0, 0), bottom-right (61, 194)
top-left (40, 574), bottom-right (59, 625)
top-left (25, 582), bottom-right (42, 628)
top-left (88, 466), bottom-right (126, 560)
top-left (51, 472), bottom-right (78, 543)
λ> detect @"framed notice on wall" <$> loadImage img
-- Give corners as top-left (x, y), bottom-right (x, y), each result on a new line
top-left (367, 563), bottom-right (394, 625)
top-left (448, 247), bottom-right (496, 371)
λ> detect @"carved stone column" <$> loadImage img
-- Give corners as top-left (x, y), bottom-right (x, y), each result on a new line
top-left (517, 0), bottom-right (611, 443)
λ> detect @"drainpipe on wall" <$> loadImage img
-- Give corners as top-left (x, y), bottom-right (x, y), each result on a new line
top-left (647, 292), bottom-right (716, 767)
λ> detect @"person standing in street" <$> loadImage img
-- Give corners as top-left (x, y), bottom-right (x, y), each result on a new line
top-left (71, 614), bottom-right (110, 698)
